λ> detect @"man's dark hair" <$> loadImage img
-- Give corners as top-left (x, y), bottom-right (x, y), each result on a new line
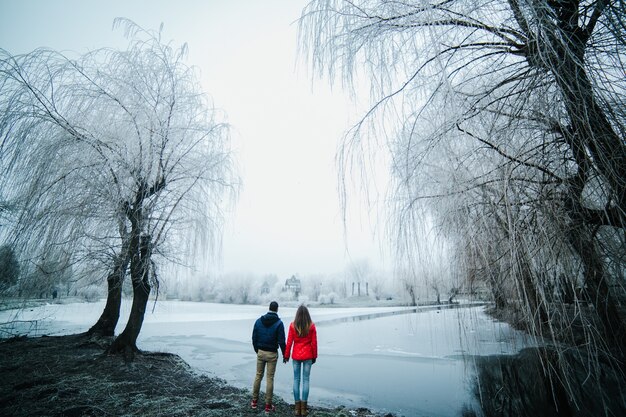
top-left (269, 301), bottom-right (279, 312)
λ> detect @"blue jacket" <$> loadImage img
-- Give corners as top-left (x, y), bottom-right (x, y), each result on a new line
top-left (252, 311), bottom-right (286, 355)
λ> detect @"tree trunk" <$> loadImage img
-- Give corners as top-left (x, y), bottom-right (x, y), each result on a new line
top-left (107, 234), bottom-right (151, 357)
top-left (87, 210), bottom-right (131, 337)
top-left (568, 224), bottom-right (625, 356)
top-left (488, 270), bottom-right (507, 310)
top-left (107, 278), bottom-right (150, 357)
top-left (86, 269), bottom-right (124, 337)
top-left (548, 5), bottom-right (626, 225)
top-left (87, 251), bottom-right (130, 336)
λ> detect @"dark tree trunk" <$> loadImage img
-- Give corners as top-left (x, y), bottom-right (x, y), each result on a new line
top-left (554, 53), bottom-right (626, 221)
top-left (107, 278), bottom-right (150, 356)
top-left (87, 251), bottom-right (130, 336)
top-left (557, 78), bottom-right (626, 356)
top-left (488, 270), bottom-right (507, 310)
top-left (107, 235), bottom-right (151, 357)
top-left (87, 228), bottom-right (131, 337)
top-left (86, 269), bottom-right (124, 337)
top-left (568, 224), bottom-right (626, 356)
top-left (538, 1), bottom-right (626, 227)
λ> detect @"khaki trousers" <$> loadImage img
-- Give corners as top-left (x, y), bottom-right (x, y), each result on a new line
top-left (252, 349), bottom-right (278, 404)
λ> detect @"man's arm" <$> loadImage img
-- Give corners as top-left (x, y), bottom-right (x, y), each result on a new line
top-left (277, 321), bottom-right (286, 356)
top-left (252, 320), bottom-right (259, 353)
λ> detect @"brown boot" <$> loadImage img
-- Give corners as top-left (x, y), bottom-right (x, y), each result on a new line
top-left (294, 401), bottom-right (301, 416)
top-left (301, 401), bottom-right (308, 416)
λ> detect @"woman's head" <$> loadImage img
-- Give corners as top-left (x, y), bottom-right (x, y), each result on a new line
top-left (294, 304), bottom-right (312, 337)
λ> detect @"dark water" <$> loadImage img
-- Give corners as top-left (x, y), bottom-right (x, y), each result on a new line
top-left (471, 348), bottom-right (626, 417)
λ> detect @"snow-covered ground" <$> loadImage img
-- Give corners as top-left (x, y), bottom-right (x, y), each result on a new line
top-left (0, 300), bottom-right (532, 416)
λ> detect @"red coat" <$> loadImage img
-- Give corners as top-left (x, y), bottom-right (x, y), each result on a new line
top-left (285, 322), bottom-right (318, 361)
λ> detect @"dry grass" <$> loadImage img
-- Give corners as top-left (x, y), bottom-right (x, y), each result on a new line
top-left (0, 334), bottom-right (390, 417)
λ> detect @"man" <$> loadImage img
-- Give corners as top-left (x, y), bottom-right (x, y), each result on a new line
top-left (251, 300), bottom-right (286, 413)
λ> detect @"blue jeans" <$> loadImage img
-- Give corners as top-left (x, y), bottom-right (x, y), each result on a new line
top-left (292, 359), bottom-right (312, 401)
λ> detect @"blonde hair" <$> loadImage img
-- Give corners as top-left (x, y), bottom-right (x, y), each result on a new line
top-left (294, 305), bottom-right (312, 337)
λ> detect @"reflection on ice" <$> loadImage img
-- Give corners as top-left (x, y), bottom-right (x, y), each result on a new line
top-left (0, 301), bottom-right (532, 416)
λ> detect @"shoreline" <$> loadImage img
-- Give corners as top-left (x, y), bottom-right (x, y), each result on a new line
top-left (0, 299), bottom-right (491, 417)
top-left (0, 333), bottom-right (395, 417)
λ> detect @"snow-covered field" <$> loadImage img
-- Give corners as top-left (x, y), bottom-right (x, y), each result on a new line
top-left (0, 301), bottom-right (532, 416)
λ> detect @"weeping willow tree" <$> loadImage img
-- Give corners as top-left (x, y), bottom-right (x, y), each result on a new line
top-left (300, 0), bottom-right (625, 413)
top-left (0, 19), bottom-right (237, 353)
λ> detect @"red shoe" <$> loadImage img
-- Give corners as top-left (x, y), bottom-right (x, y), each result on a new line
top-left (264, 403), bottom-right (276, 414)
top-left (251, 399), bottom-right (258, 409)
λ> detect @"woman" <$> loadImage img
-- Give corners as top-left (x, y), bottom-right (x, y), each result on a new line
top-left (284, 305), bottom-right (317, 416)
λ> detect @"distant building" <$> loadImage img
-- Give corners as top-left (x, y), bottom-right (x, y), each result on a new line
top-left (260, 281), bottom-right (271, 295)
top-left (283, 275), bottom-right (301, 298)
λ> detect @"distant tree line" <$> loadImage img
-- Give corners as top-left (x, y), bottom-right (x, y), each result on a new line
top-left (161, 264), bottom-right (394, 306)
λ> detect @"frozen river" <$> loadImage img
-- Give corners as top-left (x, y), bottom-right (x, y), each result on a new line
top-left (0, 300), bottom-right (531, 416)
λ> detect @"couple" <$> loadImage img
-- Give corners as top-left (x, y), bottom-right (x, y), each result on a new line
top-left (251, 301), bottom-right (318, 415)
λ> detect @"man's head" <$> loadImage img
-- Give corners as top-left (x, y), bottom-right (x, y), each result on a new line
top-left (269, 301), bottom-right (279, 312)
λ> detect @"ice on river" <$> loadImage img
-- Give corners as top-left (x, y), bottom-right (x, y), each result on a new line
top-left (0, 301), bottom-right (532, 416)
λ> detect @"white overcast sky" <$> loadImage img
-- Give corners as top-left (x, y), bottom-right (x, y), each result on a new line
top-left (0, 0), bottom-right (389, 278)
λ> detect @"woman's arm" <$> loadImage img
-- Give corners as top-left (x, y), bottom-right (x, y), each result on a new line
top-left (284, 322), bottom-right (294, 360)
top-left (310, 323), bottom-right (317, 360)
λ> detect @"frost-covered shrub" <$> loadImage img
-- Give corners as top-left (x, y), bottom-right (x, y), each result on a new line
top-left (212, 272), bottom-right (263, 305)
top-left (319, 292), bottom-right (338, 305)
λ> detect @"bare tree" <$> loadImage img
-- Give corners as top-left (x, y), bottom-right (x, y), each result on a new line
top-left (0, 19), bottom-right (237, 353)
top-left (301, 0), bottom-right (625, 331)
top-left (300, 0), bottom-right (626, 410)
